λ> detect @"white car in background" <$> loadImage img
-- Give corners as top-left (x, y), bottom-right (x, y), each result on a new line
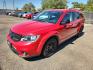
top-left (8, 11), bottom-right (15, 16)
top-left (22, 13), bottom-right (27, 18)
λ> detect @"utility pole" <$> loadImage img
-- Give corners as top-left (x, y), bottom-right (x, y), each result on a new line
top-left (13, 0), bottom-right (15, 10)
top-left (3, 0), bottom-right (7, 14)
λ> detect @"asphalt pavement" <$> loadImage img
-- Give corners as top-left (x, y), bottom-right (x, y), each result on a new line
top-left (0, 15), bottom-right (93, 70)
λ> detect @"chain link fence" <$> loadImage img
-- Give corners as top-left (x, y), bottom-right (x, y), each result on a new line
top-left (0, 9), bottom-right (5, 15)
top-left (0, 9), bottom-right (93, 24)
top-left (83, 11), bottom-right (93, 24)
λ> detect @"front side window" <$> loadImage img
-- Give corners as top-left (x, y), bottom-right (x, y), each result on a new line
top-left (33, 11), bottom-right (62, 24)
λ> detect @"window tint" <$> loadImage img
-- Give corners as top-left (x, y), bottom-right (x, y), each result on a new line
top-left (71, 12), bottom-right (82, 21)
top-left (61, 12), bottom-right (83, 25)
top-left (61, 12), bottom-right (73, 24)
top-left (75, 12), bottom-right (80, 19)
top-left (33, 11), bottom-right (62, 24)
top-left (71, 12), bottom-right (76, 21)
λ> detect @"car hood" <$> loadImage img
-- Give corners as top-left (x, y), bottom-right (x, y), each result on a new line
top-left (11, 20), bottom-right (55, 35)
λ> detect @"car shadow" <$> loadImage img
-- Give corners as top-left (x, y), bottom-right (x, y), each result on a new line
top-left (0, 65), bottom-right (2, 70)
top-left (24, 32), bottom-right (85, 61)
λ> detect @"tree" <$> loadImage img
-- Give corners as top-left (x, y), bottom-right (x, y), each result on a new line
top-left (72, 0), bottom-right (93, 12)
top-left (72, 2), bottom-right (86, 11)
top-left (87, 0), bottom-right (93, 5)
top-left (42, 0), bottom-right (67, 10)
top-left (37, 8), bottom-right (42, 12)
top-left (86, 0), bottom-right (93, 11)
top-left (22, 3), bottom-right (36, 13)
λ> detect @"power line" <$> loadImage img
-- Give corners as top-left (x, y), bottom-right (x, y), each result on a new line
top-left (3, 0), bottom-right (7, 10)
top-left (13, 0), bottom-right (15, 10)
top-left (2, 0), bottom-right (7, 14)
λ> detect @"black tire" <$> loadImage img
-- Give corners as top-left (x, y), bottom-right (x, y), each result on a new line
top-left (76, 26), bottom-right (84, 37)
top-left (41, 38), bottom-right (58, 58)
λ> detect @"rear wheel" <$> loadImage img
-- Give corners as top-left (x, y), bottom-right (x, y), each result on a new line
top-left (76, 26), bottom-right (84, 37)
top-left (41, 38), bottom-right (58, 58)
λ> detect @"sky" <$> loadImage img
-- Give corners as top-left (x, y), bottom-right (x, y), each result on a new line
top-left (0, 0), bottom-right (88, 10)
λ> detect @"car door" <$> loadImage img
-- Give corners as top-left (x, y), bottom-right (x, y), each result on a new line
top-left (58, 12), bottom-right (77, 42)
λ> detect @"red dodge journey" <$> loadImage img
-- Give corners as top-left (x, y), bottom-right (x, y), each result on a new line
top-left (7, 9), bottom-right (85, 58)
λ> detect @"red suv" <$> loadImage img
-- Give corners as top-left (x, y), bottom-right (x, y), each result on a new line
top-left (7, 9), bottom-right (85, 58)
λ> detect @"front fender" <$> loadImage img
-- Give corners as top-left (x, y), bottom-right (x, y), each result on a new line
top-left (36, 31), bottom-right (58, 55)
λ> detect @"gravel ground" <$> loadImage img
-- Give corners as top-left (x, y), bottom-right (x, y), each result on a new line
top-left (0, 15), bottom-right (93, 70)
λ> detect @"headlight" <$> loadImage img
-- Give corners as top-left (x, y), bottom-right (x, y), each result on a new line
top-left (21, 35), bottom-right (40, 42)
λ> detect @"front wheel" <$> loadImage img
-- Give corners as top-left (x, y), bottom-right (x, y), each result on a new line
top-left (41, 38), bottom-right (58, 58)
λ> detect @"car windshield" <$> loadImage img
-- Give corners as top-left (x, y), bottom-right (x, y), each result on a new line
top-left (32, 11), bottom-right (62, 24)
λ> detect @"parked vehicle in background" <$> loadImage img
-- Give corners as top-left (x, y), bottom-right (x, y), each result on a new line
top-left (25, 12), bottom-right (33, 19)
top-left (7, 9), bottom-right (85, 58)
top-left (22, 13), bottom-right (26, 18)
top-left (32, 12), bottom-right (39, 19)
top-left (6, 12), bottom-right (11, 15)
top-left (18, 12), bottom-right (26, 17)
top-left (13, 12), bottom-right (21, 17)
top-left (22, 12), bottom-right (32, 18)
top-left (8, 11), bottom-right (15, 16)
top-left (8, 12), bottom-right (12, 16)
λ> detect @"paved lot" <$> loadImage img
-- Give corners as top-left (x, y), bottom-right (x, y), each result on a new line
top-left (0, 15), bottom-right (93, 70)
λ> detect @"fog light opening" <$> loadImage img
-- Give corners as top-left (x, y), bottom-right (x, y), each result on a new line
top-left (23, 52), bottom-right (28, 56)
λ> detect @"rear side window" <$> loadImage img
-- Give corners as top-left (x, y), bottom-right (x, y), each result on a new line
top-left (72, 12), bottom-right (84, 21)
top-left (60, 12), bottom-right (73, 24)
top-left (75, 12), bottom-right (81, 19)
top-left (60, 11), bottom-right (84, 25)
top-left (71, 12), bottom-right (79, 21)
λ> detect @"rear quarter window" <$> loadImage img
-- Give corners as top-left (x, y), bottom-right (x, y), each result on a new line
top-left (72, 12), bottom-right (84, 21)
top-left (77, 12), bottom-right (84, 18)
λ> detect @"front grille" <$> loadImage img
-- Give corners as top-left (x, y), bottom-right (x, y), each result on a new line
top-left (9, 31), bottom-right (22, 42)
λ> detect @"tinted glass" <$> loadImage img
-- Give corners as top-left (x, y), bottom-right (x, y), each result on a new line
top-left (72, 12), bottom-right (81, 20)
top-left (33, 11), bottom-right (62, 24)
top-left (61, 12), bottom-right (72, 24)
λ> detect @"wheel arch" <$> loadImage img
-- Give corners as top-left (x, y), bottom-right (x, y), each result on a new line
top-left (44, 35), bottom-right (59, 45)
top-left (36, 31), bottom-right (59, 55)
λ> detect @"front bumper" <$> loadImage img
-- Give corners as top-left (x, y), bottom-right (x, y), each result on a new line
top-left (7, 35), bottom-right (40, 58)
